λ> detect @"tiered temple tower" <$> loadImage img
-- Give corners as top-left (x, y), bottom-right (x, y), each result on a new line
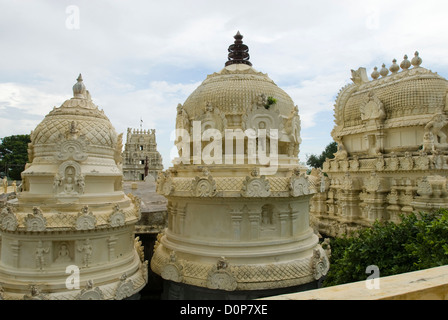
top-left (122, 128), bottom-right (163, 181)
top-left (0, 75), bottom-right (147, 300)
top-left (310, 52), bottom-right (448, 237)
top-left (151, 32), bottom-right (329, 299)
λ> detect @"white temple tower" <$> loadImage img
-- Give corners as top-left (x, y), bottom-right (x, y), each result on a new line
top-left (0, 75), bottom-right (148, 300)
top-left (151, 32), bottom-right (329, 299)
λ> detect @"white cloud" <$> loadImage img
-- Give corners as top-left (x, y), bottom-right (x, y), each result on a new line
top-left (3, 0), bottom-right (448, 168)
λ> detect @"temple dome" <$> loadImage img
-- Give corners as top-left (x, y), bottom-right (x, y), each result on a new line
top-left (182, 63), bottom-right (296, 122)
top-left (334, 52), bottom-right (448, 134)
top-left (31, 74), bottom-right (118, 149)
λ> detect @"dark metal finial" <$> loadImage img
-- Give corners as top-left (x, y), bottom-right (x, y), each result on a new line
top-left (225, 31), bottom-right (252, 67)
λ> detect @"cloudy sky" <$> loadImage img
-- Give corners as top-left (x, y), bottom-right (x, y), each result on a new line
top-left (2, 0), bottom-right (448, 169)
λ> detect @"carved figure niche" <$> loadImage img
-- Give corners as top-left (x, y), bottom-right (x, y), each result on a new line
top-left (260, 204), bottom-right (277, 237)
top-left (63, 166), bottom-right (76, 194)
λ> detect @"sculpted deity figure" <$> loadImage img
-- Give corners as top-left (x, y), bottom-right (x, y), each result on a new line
top-left (78, 239), bottom-right (93, 267)
top-left (425, 113), bottom-right (448, 145)
top-left (35, 241), bottom-right (50, 270)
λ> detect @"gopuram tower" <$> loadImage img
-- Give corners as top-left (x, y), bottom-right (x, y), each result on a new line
top-left (0, 75), bottom-right (148, 300)
top-left (151, 32), bottom-right (329, 299)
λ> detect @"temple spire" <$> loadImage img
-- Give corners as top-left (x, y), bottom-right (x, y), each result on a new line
top-left (73, 73), bottom-right (86, 98)
top-left (225, 31), bottom-right (252, 67)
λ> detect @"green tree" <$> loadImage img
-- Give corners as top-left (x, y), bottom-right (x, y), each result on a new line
top-left (323, 209), bottom-right (448, 287)
top-left (0, 134), bottom-right (31, 180)
top-left (306, 141), bottom-right (337, 169)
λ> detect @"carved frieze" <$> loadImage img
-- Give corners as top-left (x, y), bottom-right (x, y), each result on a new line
top-left (0, 205), bottom-right (18, 231)
top-left (191, 174), bottom-right (217, 197)
top-left (206, 257), bottom-right (237, 291)
top-left (114, 274), bottom-right (135, 300)
top-left (25, 207), bottom-right (47, 232)
top-left (109, 204), bottom-right (125, 227)
top-left (76, 280), bottom-right (104, 300)
top-left (75, 206), bottom-right (96, 230)
top-left (241, 174), bottom-right (270, 197)
top-left (161, 251), bottom-right (183, 283)
top-left (289, 174), bottom-right (310, 197)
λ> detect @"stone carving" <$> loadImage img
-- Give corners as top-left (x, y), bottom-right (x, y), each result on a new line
top-left (77, 239), bottom-right (93, 267)
top-left (23, 285), bottom-right (49, 300)
top-left (311, 247), bottom-right (330, 280)
top-left (289, 173), bottom-right (310, 197)
top-left (109, 204), bottom-right (125, 227)
top-left (206, 257), bottom-right (237, 291)
top-left (76, 280), bottom-right (104, 300)
top-left (35, 240), bottom-right (50, 270)
top-left (25, 207), bottom-right (47, 232)
top-left (360, 91), bottom-right (386, 123)
top-left (350, 67), bottom-right (369, 85)
top-left (176, 103), bottom-right (190, 132)
top-left (0, 205), bottom-right (18, 231)
top-left (55, 242), bottom-right (72, 263)
top-left (56, 130), bottom-right (88, 162)
top-left (422, 131), bottom-right (436, 153)
top-left (425, 113), bottom-right (448, 147)
top-left (191, 173), bottom-right (217, 197)
top-left (161, 251), bottom-right (184, 283)
top-left (134, 236), bottom-right (145, 262)
top-left (114, 273), bottom-right (135, 300)
top-left (400, 152), bottom-right (414, 170)
top-left (75, 205), bottom-right (96, 230)
top-left (157, 171), bottom-right (175, 196)
top-left (241, 171), bottom-right (270, 197)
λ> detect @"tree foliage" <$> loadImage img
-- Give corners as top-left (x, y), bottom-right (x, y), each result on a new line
top-left (306, 141), bottom-right (337, 169)
top-left (323, 209), bottom-right (448, 287)
top-left (0, 134), bottom-right (30, 180)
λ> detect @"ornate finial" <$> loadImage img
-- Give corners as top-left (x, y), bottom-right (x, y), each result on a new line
top-left (389, 59), bottom-right (399, 74)
top-left (371, 66), bottom-right (380, 80)
top-left (379, 63), bottom-right (389, 77)
top-left (411, 51), bottom-right (422, 67)
top-left (225, 31), bottom-right (252, 67)
top-left (73, 73), bottom-right (86, 98)
top-left (400, 54), bottom-right (411, 70)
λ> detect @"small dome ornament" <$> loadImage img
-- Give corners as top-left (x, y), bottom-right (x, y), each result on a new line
top-left (371, 66), bottom-right (380, 80)
top-left (225, 31), bottom-right (252, 67)
top-left (379, 63), bottom-right (389, 77)
top-left (411, 51), bottom-right (422, 67)
top-left (73, 74), bottom-right (86, 98)
top-left (400, 54), bottom-right (411, 70)
top-left (389, 59), bottom-right (400, 74)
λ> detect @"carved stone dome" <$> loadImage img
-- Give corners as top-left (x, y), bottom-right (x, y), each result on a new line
top-left (182, 63), bottom-right (296, 123)
top-left (31, 74), bottom-right (118, 149)
top-left (175, 33), bottom-right (302, 160)
top-left (334, 53), bottom-right (448, 134)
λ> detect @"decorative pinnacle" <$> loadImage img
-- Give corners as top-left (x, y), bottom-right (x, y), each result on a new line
top-left (225, 31), bottom-right (252, 67)
top-left (73, 73), bottom-right (86, 98)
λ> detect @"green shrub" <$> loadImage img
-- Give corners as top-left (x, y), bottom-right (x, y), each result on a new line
top-left (323, 208), bottom-right (448, 287)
